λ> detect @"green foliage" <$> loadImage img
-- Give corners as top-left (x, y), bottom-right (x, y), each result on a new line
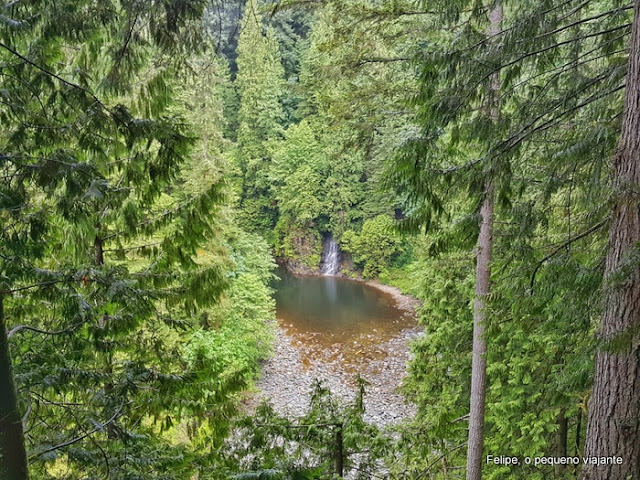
top-left (223, 379), bottom-right (392, 479)
top-left (273, 221), bottom-right (322, 270)
top-left (2, 0), bottom-right (634, 478)
top-left (182, 228), bottom-right (276, 452)
top-left (385, 0), bottom-right (622, 477)
top-left (235, 0), bottom-right (286, 234)
top-left (0, 1), bottom-right (280, 477)
top-left (341, 215), bottom-right (403, 278)
top-left (267, 116), bottom-right (377, 269)
top-left (232, 0), bottom-right (404, 272)
top-left (270, 120), bottom-right (327, 226)
top-left (392, 246), bottom-right (474, 476)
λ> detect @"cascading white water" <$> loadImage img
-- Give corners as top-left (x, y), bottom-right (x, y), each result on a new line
top-left (320, 237), bottom-right (341, 276)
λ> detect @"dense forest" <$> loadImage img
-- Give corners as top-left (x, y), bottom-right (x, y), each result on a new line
top-left (1, 0), bottom-right (639, 479)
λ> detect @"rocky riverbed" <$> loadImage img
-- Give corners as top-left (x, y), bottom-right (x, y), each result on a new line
top-left (248, 283), bottom-right (423, 427)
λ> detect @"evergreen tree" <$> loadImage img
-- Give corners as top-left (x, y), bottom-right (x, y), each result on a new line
top-left (235, 0), bottom-right (286, 233)
top-left (583, 2), bottom-right (640, 478)
top-left (389, 0), bottom-right (631, 477)
top-left (0, 2), bottom-right (228, 478)
top-left (270, 120), bottom-right (327, 229)
top-left (466, 5), bottom-right (502, 479)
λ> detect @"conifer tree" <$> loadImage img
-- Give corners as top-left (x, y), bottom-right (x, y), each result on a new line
top-left (388, 1), bottom-right (508, 476)
top-left (583, 2), bottom-right (640, 478)
top-left (270, 119), bottom-right (327, 229)
top-left (466, 4), bottom-right (502, 479)
top-left (0, 2), bottom-right (226, 478)
top-left (389, 0), bottom-right (631, 477)
top-left (235, 0), bottom-right (285, 232)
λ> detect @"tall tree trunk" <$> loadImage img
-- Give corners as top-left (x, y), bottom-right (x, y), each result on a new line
top-left (582, 2), bottom-right (640, 479)
top-left (466, 184), bottom-right (495, 480)
top-left (0, 296), bottom-right (30, 480)
top-left (466, 3), bottom-right (502, 480)
top-left (575, 407), bottom-right (582, 457)
top-left (466, 6), bottom-right (502, 480)
top-left (95, 233), bottom-right (117, 439)
top-left (555, 410), bottom-right (568, 476)
top-left (334, 423), bottom-right (344, 478)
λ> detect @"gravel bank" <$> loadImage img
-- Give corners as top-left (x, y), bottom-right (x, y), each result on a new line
top-left (362, 280), bottom-right (421, 313)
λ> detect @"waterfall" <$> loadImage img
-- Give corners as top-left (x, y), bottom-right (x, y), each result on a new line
top-left (321, 236), bottom-right (341, 276)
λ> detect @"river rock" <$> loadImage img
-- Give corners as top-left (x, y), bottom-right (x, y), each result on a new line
top-left (247, 323), bottom-right (423, 428)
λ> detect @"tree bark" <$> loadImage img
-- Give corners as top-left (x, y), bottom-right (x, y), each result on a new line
top-left (95, 233), bottom-right (117, 440)
top-left (466, 183), bottom-right (495, 480)
top-left (94, 235), bottom-right (104, 266)
top-left (555, 410), bottom-right (568, 476)
top-left (0, 296), bottom-right (30, 480)
top-left (465, 3), bottom-right (502, 480)
top-left (334, 423), bottom-right (344, 478)
top-left (582, 2), bottom-right (640, 479)
top-left (576, 407), bottom-right (582, 457)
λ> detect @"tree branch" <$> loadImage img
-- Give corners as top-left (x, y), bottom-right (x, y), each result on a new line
top-left (415, 442), bottom-right (467, 479)
top-left (529, 220), bottom-right (607, 291)
top-left (351, 56), bottom-right (411, 68)
top-left (451, 22), bottom-right (631, 119)
top-left (7, 320), bottom-right (86, 339)
top-left (0, 41), bottom-right (112, 115)
top-left (1, 279), bottom-right (66, 295)
top-left (28, 403), bottom-right (124, 460)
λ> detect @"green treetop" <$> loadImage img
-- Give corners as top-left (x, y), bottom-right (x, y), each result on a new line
top-left (235, 0), bottom-right (286, 234)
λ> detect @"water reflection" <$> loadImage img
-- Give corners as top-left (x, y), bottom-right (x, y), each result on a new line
top-left (273, 268), bottom-right (417, 374)
top-left (324, 276), bottom-right (337, 303)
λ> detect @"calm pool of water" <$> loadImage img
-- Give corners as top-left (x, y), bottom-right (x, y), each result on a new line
top-left (272, 268), bottom-right (416, 372)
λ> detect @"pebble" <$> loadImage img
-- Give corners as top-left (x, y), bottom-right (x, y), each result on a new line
top-left (247, 324), bottom-right (424, 427)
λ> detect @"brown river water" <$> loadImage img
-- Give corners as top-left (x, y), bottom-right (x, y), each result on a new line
top-left (273, 268), bottom-right (418, 376)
